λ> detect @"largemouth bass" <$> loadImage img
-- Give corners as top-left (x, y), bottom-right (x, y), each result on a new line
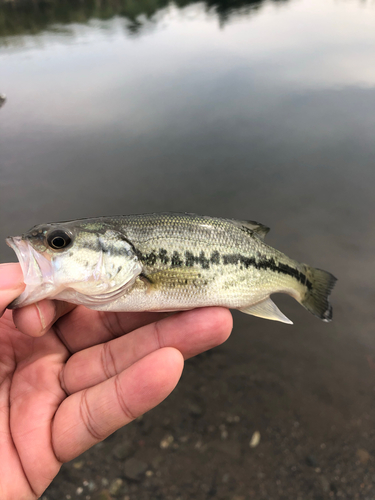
top-left (6, 213), bottom-right (337, 323)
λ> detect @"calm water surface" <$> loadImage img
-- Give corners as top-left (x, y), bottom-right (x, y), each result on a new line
top-left (1, 0), bottom-right (374, 333)
top-left (1, 0), bottom-right (375, 496)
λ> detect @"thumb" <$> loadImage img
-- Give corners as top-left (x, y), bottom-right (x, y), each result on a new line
top-left (0, 263), bottom-right (25, 316)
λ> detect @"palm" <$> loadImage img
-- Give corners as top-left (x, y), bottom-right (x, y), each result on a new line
top-left (0, 264), bottom-right (232, 500)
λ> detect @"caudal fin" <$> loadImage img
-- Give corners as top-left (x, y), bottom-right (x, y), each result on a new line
top-left (301, 266), bottom-right (337, 322)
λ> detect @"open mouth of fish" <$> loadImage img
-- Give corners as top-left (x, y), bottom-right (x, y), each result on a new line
top-left (6, 236), bottom-right (56, 308)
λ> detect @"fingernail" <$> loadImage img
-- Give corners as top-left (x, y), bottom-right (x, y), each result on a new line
top-left (35, 302), bottom-right (47, 330)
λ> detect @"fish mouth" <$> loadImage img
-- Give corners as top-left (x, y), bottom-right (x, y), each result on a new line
top-left (6, 236), bottom-right (55, 308)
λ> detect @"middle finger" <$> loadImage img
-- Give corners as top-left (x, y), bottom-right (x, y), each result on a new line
top-left (52, 305), bottom-right (169, 352)
top-left (60, 307), bottom-right (232, 395)
top-left (13, 298), bottom-right (168, 350)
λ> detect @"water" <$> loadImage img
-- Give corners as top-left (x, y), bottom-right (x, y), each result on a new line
top-left (1, 0), bottom-right (374, 330)
top-left (1, 0), bottom-right (375, 496)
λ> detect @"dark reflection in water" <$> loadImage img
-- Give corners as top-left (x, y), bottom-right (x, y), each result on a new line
top-left (0, 0), bottom-right (289, 40)
top-left (1, 0), bottom-right (375, 497)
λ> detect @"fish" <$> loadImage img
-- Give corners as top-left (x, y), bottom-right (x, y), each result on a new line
top-left (5, 213), bottom-right (337, 324)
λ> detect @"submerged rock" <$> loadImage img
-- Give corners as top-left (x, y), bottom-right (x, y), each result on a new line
top-left (124, 458), bottom-right (148, 481)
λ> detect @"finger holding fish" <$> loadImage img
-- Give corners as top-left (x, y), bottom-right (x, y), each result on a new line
top-left (60, 307), bottom-right (232, 395)
top-left (0, 263), bottom-right (25, 316)
top-left (53, 347), bottom-right (184, 463)
top-left (49, 306), bottom-right (171, 353)
top-left (0, 262), bottom-right (73, 338)
top-left (12, 299), bottom-right (76, 338)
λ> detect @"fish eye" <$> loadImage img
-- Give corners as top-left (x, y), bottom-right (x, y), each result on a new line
top-left (47, 230), bottom-right (72, 250)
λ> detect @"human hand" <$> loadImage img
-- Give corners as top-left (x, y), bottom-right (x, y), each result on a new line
top-left (0, 263), bottom-right (232, 500)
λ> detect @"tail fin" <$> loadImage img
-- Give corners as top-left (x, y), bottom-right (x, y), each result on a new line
top-left (301, 266), bottom-right (337, 322)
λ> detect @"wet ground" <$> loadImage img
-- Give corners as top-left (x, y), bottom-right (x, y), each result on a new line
top-left (42, 316), bottom-right (375, 500)
top-left (1, 0), bottom-right (375, 498)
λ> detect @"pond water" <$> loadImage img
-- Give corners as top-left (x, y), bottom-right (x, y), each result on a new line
top-left (1, 0), bottom-right (375, 497)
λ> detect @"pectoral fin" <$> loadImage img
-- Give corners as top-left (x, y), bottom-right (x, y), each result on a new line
top-left (240, 298), bottom-right (293, 324)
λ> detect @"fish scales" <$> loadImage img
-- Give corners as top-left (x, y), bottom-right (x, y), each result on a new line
top-left (106, 214), bottom-right (299, 312)
top-left (6, 213), bottom-right (337, 324)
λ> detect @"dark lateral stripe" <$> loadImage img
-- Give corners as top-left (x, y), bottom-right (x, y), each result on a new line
top-left (83, 242), bottom-right (311, 289)
top-left (134, 247), bottom-right (312, 290)
top-left (185, 250), bottom-right (210, 269)
top-left (171, 251), bottom-right (183, 267)
top-left (222, 253), bottom-right (312, 289)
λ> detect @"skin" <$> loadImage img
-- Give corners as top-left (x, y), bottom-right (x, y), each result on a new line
top-left (0, 263), bottom-right (233, 500)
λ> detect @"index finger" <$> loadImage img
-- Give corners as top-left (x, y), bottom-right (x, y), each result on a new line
top-left (13, 297), bottom-right (168, 348)
top-left (0, 263), bottom-right (25, 315)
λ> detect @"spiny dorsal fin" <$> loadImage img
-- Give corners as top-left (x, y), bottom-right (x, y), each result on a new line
top-left (230, 219), bottom-right (270, 240)
top-left (239, 297), bottom-right (293, 324)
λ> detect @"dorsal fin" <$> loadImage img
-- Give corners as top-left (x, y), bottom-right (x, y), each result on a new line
top-left (229, 219), bottom-right (270, 240)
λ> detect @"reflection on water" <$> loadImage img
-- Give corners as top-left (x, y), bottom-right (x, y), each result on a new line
top-left (0, 0), bottom-right (289, 43)
top-left (1, 0), bottom-right (375, 496)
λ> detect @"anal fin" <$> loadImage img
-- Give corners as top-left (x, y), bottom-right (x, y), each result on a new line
top-left (240, 297), bottom-right (293, 324)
